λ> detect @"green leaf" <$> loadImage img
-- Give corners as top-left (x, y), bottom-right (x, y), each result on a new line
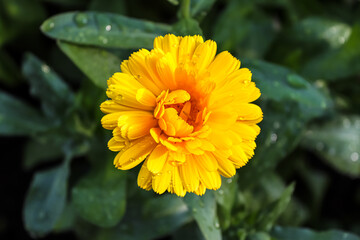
top-left (58, 41), bottom-right (121, 89)
top-left (72, 161), bottom-right (126, 227)
top-left (190, 0), bottom-right (216, 20)
top-left (301, 24), bottom-right (360, 81)
top-left (0, 90), bottom-right (51, 135)
top-left (184, 192), bottom-right (221, 240)
top-left (22, 53), bottom-right (74, 119)
top-left (271, 226), bottom-right (360, 240)
top-left (301, 115), bottom-right (360, 177)
top-left (255, 183), bottom-right (295, 231)
top-left (23, 162), bottom-right (70, 237)
top-left (213, 1), bottom-right (276, 58)
top-left (215, 176), bottom-right (237, 230)
top-left (143, 194), bottom-right (189, 219)
top-left (83, 194), bottom-right (192, 240)
top-left (23, 139), bottom-right (64, 170)
top-left (41, 11), bottom-right (172, 49)
top-left (290, 17), bottom-right (351, 49)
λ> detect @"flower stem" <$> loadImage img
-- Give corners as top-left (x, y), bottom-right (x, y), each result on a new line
top-left (180, 0), bottom-right (191, 19)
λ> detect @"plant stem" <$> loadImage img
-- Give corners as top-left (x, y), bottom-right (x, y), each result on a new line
top-left (180, 0), bottom-right (191, 19)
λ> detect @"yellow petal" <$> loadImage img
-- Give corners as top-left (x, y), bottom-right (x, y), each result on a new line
top-left (192, 40), bottom-right (217, 73)
top-left (136, 88), bottom-right (156, 107)
top-left (152, 161), bottom-right (172, 194)
top-left (196, 162), bottom-right (221, 190)
top-left (208, 51), bottom-right (240, 84)
top-left (179, 155), bottom-right (200, 192)
top-left (147, 144), bottom-right (169, 174)
top-left (172, 167), bottom-right (186, 197)
top-left (213, 152), bottom-right (236, 178)
top-left (194, 153), bottom-right (218, 172)
top-left (114, 135), bottom-right (156, 170)
top-left (137, 160), bottom-right (153, 190)
top-left (107, 137), bottom-right (126, 152)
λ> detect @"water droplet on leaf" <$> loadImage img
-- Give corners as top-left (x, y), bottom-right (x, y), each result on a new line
top-left (286, 74), bottom-right (307, 89)
top-left (74, 13), bottom-right (88, 27)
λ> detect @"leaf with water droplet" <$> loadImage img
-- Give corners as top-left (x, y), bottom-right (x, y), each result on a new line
top-left (184, 192), bottom-right (221, 240)
top-left (41, 11), bottom-right (172, 49)
top-left (301, 115), bottom-right (360, 177)
top-left (271, 226), bottom-right (360, 240)
top-left (23, 162), bottom-right (70, 238)
top-left (237, 59), bottom-right (332, 187)
top-left (215, 175), bottom-right (237, 230)
top-left (58, 41), bottom-right (121, 89)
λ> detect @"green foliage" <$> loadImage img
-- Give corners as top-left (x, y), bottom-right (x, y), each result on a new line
top-left (41, 12), bottom-right (172, 49)
top-left (1, 0), bottom-right (360, 239)
top-left (23, 161), bottom-right (70, 237)
top-left (301, 115), bottom-right (360, 177)
top-left (72, 161), bottom-right (127, 227)
top-left (58, 41), bottom-right (121, 89)
top-left (271, 226), bottom-right (360, 240)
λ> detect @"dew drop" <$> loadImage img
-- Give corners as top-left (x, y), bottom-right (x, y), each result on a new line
top-left (286, 74), bottom-right (307, 89)
top-left (227, 178), bottom-right (233, 184)
top-left (214, 222), bottom-right (220, 229)
top-left (42, 21), bottom-right (55, 32)
top-left (350, 152), bottom-right (359, 162)
top-left (273, 121), bottom-right (280, 129)
top-left (41, 64), bottom-right (50, 73)
top-left (270, 133), bottom-right (278, 143)
top-left (99, 36), bottom-right (108, 44)
top-left (74, 13), bottom-right (88, 27)
top-left (105, 25), bottom-right (112, 31)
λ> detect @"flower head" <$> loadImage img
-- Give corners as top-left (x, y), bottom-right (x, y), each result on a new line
top-left (100, 34), bottom-right (262, 196)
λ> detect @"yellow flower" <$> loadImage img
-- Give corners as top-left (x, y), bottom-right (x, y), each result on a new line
top-left (100, 34), bottom-right (262, 197)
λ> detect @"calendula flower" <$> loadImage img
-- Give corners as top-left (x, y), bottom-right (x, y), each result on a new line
top-left (100, 34), bottom-right (262, 196)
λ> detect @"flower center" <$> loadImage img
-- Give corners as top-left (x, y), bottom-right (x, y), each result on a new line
top-left (154, 89), bottom-right (209, 137)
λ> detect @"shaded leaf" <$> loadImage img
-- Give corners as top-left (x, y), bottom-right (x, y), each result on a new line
top-left (237, 59), bottom-right (331, 186)
top-left (22, 53), bottom-right (74, 119)
top-left (301, 115), bottom-right (360, 177)
top-left (72, 161), bottom-right (126, 227)
top-left (255, 183), bottom-right (295, 231)
top-left (184, 192), bottom-right (221, 240)
top-left (80, 194), bottom-right (192, 240)
top-left (213, 0), bottom-right (276, 58)
top-left (173, 18), bottom-right (203, 36)
top-left (41, 11), bottom-right (172, 49)
top-left (23, 162), bottom-right (70, 237)
top-left (58, 41), bottom-right (121, 89)
top-left (271, 226), bottom-right (360, 240)
top-left (0, 90), bottom-right (51, 135)
top-left (301, 24), bottom-right (360, 81)
top-left (23, 139), bottom-right (64, 170)
top-left (190, 0), bottom-right (216, 20)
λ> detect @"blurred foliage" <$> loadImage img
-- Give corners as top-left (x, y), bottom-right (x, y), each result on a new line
top-left (0, 0), bottom-right (360, 239)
